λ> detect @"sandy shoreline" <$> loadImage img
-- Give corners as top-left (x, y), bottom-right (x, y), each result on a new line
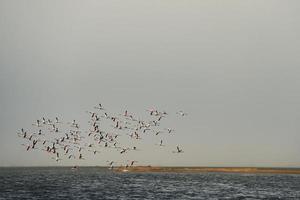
top-left (114, 166), bottom-right (300, 174)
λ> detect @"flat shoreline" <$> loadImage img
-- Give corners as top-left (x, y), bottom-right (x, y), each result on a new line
top-left (114, 166), bottom-right (300, 174)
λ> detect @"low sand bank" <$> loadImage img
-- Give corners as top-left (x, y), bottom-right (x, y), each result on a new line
top-left (114, 166), bottom-right (300, 174)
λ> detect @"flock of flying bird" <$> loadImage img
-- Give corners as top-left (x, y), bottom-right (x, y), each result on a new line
top-left (17, 103), bottom-right (187, 169)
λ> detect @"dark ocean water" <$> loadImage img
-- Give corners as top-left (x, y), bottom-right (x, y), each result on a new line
top-left (0, 167), bottom-right (299, 200)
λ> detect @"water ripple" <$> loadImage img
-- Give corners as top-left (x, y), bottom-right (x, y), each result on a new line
top-left (0, 167), bottom-right (299, 200)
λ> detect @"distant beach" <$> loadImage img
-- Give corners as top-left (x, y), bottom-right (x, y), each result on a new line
top-left (114, 166), bottom-right (300, 174)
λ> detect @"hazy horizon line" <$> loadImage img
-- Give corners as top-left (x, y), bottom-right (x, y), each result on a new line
top-left (1, 165), bottom-right (300, 169)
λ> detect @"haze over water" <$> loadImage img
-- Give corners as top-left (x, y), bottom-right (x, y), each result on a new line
top-left (1, 1), bottom-right (300, 199)
top-left (1, 0), bottom-right (300, 168)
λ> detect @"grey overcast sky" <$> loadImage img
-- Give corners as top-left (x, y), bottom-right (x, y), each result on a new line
top-left (0, 1), bottom-right (300, 167)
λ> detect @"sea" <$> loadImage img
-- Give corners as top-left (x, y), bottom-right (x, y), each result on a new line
top-left (0, 167), bottom-right (299, 200)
